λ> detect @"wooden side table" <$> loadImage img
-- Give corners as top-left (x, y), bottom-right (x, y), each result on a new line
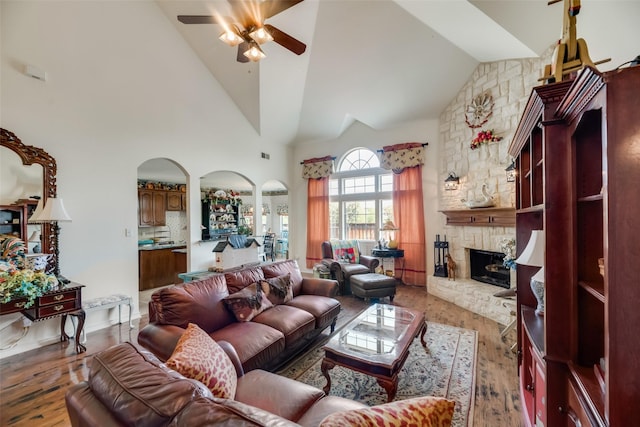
top-left (0, 283), bottom-right (86, 354)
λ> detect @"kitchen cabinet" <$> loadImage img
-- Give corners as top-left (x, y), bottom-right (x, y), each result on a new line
top-left (166, 191), bottom-right (186, 211)
top-left (138, 245), bottom-right (186, 291)
top-left (138, 190), bottom-right (166, 226)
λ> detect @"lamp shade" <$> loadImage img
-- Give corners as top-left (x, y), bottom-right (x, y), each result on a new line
top-left (34, 197), bottom-right (72, 223)
top-left (28, 199), bottom-right (45, 223)
top-left (381, 220), bottom-right (398, 231)
top-left (515, 230), bottom-right (544, 267)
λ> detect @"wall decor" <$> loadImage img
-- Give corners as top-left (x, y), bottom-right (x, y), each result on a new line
top-left (465, 92), bottom-right (494, 129)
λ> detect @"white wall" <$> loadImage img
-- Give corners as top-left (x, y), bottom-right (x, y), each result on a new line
top-left (0, 1), bottom-right (292, 357)
top-left (292, 119), bottom-right (440, 275)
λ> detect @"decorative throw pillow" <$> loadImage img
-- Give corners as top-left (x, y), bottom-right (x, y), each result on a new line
top-left (263, 273), bottom-right (293, 305)
top-left (166, 323), bottom-right (237, 399)
top-left (330, 239), bottom-right (360, 264)
top-left (319, 396), bottom-right (455, 427)
top-left (223, 281), bottom-right (273, 322)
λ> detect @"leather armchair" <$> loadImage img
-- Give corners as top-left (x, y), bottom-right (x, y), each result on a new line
top-left (321, 240), bottom-right (379, 295)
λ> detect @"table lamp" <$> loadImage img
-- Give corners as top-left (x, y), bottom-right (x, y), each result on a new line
top-left (515, 230), bottom-right (545, 316)
top-left (381, 220), bottom-right (398, 249)
top-left (31, 197), bottom-right (72, 282)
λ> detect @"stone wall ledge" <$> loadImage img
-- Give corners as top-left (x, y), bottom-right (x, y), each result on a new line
top-left (427, 276), bottom-right (514, 325)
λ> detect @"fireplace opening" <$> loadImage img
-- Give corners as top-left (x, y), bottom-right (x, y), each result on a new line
top-left (469, 249), bottom-right (511, 289)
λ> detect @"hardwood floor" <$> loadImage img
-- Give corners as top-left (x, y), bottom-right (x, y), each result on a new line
top-left (0, 284), bottom-right (522, 426)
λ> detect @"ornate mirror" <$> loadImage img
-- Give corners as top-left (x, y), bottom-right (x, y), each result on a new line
top-left (1, 128), bottom-right (58, 274)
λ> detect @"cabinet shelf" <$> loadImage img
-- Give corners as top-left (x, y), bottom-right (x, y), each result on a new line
top-left (515, 205), bottom-right (544, 214)
top-left (577, 194), bottom-right (603, 203)
top-left (568, 363), bottom-right (605, 426)
top-left (521, 306), bottom-right (544, 354)
top-left (578, 280), bottom-right (605, 303)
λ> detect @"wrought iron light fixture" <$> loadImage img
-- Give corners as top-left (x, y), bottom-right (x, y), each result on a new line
top-left (444, 173), bottom-right (460, 191)
top-left (505, 161), bottom-right (516, 182)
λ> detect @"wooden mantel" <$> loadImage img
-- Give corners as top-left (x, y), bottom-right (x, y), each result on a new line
top-left (440, 207), bottom-right (515, 227)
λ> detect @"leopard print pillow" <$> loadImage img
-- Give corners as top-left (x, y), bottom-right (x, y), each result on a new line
top-left (166, 323), bottom-right (237, 399)
top-left (319, 396), bottom-right (455, 427)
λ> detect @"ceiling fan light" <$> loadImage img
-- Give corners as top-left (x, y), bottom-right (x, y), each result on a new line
top-left (249, 27), bottom-right (273, 44)
top-left (219, 29), bottom-right (244, 46)
top-left (243, 42), bottom-right (266, 62)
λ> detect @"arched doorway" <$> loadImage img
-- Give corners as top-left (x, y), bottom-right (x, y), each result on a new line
top-left (137, 158), bottom-right (188, 296)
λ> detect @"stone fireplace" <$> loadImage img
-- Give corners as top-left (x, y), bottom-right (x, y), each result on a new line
top-left (427, 224), bottom-right (515, 325)
top-left (426, 54), bottom-right (550, 325)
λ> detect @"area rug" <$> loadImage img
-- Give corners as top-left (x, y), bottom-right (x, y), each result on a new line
top-left (278, 321), bottom-right (478, 427)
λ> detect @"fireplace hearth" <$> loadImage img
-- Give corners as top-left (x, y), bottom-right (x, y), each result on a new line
top-left (469, 249), bottom-right (510, 289)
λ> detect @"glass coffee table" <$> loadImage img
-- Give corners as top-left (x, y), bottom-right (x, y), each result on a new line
top-left (321, 303), bottom-right (427, 402)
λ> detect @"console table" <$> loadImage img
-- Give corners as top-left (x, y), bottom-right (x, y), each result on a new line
top-left (0, 283), bottom-right (86, 354)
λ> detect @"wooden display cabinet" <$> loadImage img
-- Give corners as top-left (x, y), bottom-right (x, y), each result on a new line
top-left (0, 200), bottom-right (38, 247)
top-left (510, 66), bottom-right (640, 426)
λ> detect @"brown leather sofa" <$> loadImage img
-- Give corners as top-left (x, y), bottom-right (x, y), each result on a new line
top-left (321, 240), bottom-right (379, 295)
top-left (65, 341), bottom-right (368, 427)
top-left (66, 341), bottom-right (454, 427)
top-left (138, 259), bottom-right (341, 372)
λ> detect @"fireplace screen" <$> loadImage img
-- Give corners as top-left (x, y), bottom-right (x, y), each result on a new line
top-left (469, 249), bottom-right (510, 289)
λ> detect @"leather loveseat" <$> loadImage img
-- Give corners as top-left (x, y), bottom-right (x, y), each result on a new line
top-left (138, 259), bottom-right (341, 372)
top-left (65, 341), bottom-right (455, 427)
top-left (321, 240), bottom-right (379, 295)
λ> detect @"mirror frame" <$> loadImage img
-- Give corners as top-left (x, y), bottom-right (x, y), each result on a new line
top-left (1, 128), bottom-right (58, 273)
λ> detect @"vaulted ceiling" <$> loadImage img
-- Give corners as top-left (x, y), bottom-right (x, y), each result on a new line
top-left (155, 0), bottom-right (639, 145)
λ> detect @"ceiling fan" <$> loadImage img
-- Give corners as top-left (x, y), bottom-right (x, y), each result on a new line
top-left (177, 0), bottom-right (306, 63)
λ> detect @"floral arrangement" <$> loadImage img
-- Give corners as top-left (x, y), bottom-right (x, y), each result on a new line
top-left (0, 263), bottom-right (58, 308)
top-left (470, 129), bottom-right (502, 150)
top-left (500, 238), bottom-right (517, 270)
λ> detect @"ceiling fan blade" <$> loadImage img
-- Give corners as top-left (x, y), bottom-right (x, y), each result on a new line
top-left (261, 0), bottom-right (304, 19)
top-left (177, 15), bottom-right (229, 25)
top-left (237, 42), bottom-right (250, 63)
top-left (264, 24), bottom-right (306, 55)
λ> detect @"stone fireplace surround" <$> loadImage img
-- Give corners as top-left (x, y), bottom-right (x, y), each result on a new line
top-left (429, 55), bottom-right (550, 325)
top-left (427, 229), bottom-right (516, 326)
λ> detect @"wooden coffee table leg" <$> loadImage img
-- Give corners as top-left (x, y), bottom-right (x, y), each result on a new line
top-left (321, 358), bottom-right (335, 394)
top-left (377, 376), bottom-right (398, 402)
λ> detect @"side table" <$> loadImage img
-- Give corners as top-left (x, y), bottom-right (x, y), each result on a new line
top-left (371, 248), bottom-right (405, 282)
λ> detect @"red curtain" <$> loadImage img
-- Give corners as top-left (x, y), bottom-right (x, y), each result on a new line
top-left (393, 165), bottom-right (426, 285)
top-left (305, 177), bottom-right (329, 268)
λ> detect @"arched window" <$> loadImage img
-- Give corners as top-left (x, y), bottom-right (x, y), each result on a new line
top-left (329, 148), bottom-right (393, 240)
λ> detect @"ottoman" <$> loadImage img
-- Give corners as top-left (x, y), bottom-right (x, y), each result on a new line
top-left (350, 273), bottom-right (397, 302)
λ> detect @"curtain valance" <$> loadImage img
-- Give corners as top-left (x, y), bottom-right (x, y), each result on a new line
top-left (379, 143), bottom-right (426, 173)
top-left (301, 156), bottom-right (335, 179)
